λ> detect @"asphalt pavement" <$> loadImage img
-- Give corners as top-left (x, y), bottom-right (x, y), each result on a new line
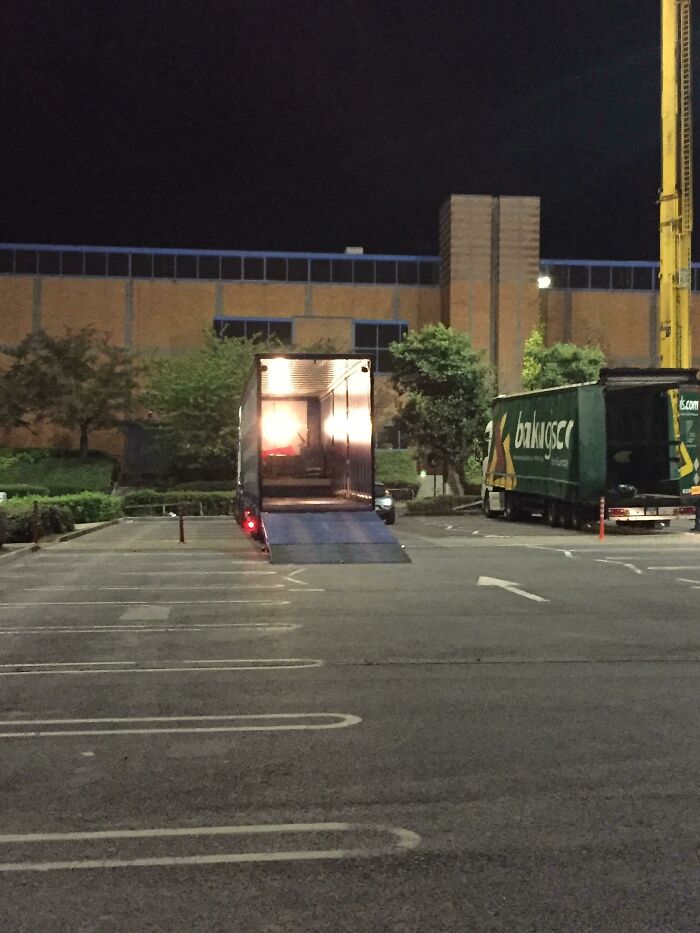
top-left (1, 512), bottom-right (700, 931)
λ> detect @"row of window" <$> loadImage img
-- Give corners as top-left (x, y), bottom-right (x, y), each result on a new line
top-left (213, 318), bottom-right (408, 374)
top-left (541, 263), bottom-right (700, 292)
top-left (0, 248), bottom-right (439, 287)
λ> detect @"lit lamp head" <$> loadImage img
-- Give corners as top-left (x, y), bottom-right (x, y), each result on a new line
top-left (266, 357), bottom-right (292, 394)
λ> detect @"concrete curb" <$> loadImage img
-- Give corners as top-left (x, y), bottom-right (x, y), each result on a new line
top-left (0, 544), bottom-right (40, 565)
top-left (58, 518), bottom-right (123, 542)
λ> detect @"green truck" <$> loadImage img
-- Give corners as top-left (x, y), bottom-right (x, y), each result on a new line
top-left (482, 368), bottom-right (700, 528)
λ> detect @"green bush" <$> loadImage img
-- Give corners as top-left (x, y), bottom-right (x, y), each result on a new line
top-left (39, 493), bottom-right (123, 524)
top-left (0, 501), bottom-right (75, 542)
top-left (122, 490), bottom-right (234, 516)
top-left (0, 449), bottom-right (116, 495)
top-left (171, 480), bottom-right (235, 492)
top-left (406, 494), bottom-right (478, 515)
top-left (375, 450), bottom-right (419, 492)
top-left (0, 484), bottom-right (50, 498)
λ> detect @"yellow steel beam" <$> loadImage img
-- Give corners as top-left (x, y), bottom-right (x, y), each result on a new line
top-left (659, 0), bottom-right (692, 369)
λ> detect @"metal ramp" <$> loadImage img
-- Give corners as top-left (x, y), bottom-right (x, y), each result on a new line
top-left (261, 511), bottom-right (410, 564)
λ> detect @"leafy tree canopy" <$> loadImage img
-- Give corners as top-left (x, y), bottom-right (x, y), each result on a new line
top-left (2, 327), bottom-right (139, 456)
top-left (390, 324), bottom-right (492, 492)
top-left (143, 330), bottom-right (262, 471)
top-left (522, 328), bottom-right (606, 391)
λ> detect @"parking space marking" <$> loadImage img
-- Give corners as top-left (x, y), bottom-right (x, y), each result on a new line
top-left (0, 658), bottom-right (323, 677)
top-left (0, 623), bottom-right (300, 635)
top-left (0, 712), bottom-right (360, 737)
top-left (0, 821), bottom-right (418, 872)
top-left (0, 571), bottom-right (277, 578)
top-left (5, 585), bottom-right (287, 591)
top-left (595, 559), bottom-right (643, 574)
top-left (648, 566), bottom-right (700, 571)
top-left (115, 571), bottom-right (277, 576)
top-left (0, 599), bottom-right (290, 608)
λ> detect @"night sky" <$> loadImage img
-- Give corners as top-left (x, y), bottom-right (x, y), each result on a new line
top-left (1, 1), bottom-right (691, 260)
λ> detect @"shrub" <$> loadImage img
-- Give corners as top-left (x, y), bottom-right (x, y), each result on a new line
top-left (122, 490), bottom-right (234, 516)
top-left (0, 448), bottom-right (116, 495)
top-left (0, 501), bottom-right (75, 542)
top-left (375, 450), bottom-right (419, 493)
top-left (406, 494), bottom-right (478, 515)
top-left (0, 484), bottom-right (50, 498)
top-left (171, 480), bottom-right (235, 492)
top-left (40, 493), bottom-right (123, 524)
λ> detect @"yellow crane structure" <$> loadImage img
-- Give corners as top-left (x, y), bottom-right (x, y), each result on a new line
top-left (659, 0), bottom-right (693, 368)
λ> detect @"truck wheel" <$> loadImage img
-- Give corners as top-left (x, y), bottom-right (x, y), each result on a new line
top-left (559, 503), bottom-right (573, 529)
top-left (546, 500), bottom-right (559, 527)
top-left (570, 506), bottom-right (584, 531)
top-left (483, 492), bottom-right (496, 518)
top-left (504, 494), bottom-right (520, 522)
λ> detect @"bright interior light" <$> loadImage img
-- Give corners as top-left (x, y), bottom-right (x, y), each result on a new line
top-left (538, 274), bottom-right (552, 290)
top-left (262, 408), bottom-right (301, 447)
top-left (266, 357), bottom-right (292, 394)
top-left (324, 412), bottom-right (372, 442)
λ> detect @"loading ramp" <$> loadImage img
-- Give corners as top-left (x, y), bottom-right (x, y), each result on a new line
top-left (261, 511), bottom-right (410, 564)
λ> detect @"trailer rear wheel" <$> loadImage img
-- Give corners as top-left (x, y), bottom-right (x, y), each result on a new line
top-left (483, 492), bottom-right (496, 518)
top-left (546, 500), bottom-right (559, 527)
top-left (570, 506), bottom-right (584, 531)
top-left (504, 494), bottom-right (520, 522)
top-left (559, 503), bottom-right (574, 529)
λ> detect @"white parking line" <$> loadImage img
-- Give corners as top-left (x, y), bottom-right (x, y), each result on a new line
top-left (0, 821), bottom-right (418, 872)
top-left (115, 571), bottom-right (277, 576)
top-left (0, 599), bottom-right (290, 608)
top-left (648, 566), bottom-right (700, 571)
top-left (0, 712), bottom-right (360, 737)
top-left (595, 559), bottom-right (643, 574)
top-left (0, 571), bottom-right (276, 577)
top-left (0, 658), bottom-right (323, 677)
top-left (4, 585), bottom-right (287, 591)
top-left (0, 623), bottom-right (300, 635)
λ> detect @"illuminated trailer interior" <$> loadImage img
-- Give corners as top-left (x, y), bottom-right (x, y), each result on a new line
top-left (239, 354), bottom-right (374, 514)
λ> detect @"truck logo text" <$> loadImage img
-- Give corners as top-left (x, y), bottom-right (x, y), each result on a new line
top-left (680, 397), bottom-right (699, 412)
top-left (514, 411), bottom-right (575, 461)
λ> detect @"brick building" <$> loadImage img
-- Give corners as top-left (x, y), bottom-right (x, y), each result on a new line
top-left (1, 192), bottom-right (699, 458)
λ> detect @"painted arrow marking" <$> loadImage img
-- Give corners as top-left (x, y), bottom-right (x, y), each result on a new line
top-left (477, 576), bottom-right (549, 603)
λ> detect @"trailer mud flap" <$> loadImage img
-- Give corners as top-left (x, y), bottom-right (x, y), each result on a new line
top-left (261, 512), bottom-right (410, 564)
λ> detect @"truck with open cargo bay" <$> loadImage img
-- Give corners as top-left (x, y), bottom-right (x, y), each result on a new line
top-left (482, 368), bottom-right (700, 528)
top-left (235, 353), bottom-right (407, 563)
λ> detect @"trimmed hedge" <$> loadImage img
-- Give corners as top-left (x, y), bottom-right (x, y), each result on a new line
top-left (0, 501), bottom-right (75, 542)
top-left (122, 490), bottom-right (234, 516)
top-left (171, 481), bottom-right (235, 492)
top-left (0, 484), bottom-right (50, 498)
top-left (0, 449), bottom-right (116, 495)
top-left (406, 494), bottom-right (479, 515)
top-left (375, 450), bottom-right (420, 494)
top-left (41, 493), bottom-right (123, 524)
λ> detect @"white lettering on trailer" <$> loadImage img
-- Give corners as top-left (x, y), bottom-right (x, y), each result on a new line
top-left (514, 410), bottom-right (576, 461)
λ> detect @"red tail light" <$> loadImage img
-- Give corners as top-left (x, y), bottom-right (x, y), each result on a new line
top-left (245, 517), bottom-right (258, 533)
top-left (608, 508), bottom-right (628, 518)
top-left (680, 506), bottom-right (696, 516)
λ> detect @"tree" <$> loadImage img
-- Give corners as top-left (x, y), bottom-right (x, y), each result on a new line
top-left (143, 330), bottom-right (260, 471)
top-left (2, 327), bottom-right (139, 456)
top-left (522, 327), bottom-right (605, 390)
top-left (390, 324), bottom-right (492, 494)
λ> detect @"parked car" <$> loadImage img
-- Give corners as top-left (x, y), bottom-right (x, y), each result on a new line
top-left (374, 482), bottom-right (396, 525)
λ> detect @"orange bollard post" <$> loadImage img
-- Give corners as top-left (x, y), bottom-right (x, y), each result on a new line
top-left (599, 496), bottom-right (605, 541)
